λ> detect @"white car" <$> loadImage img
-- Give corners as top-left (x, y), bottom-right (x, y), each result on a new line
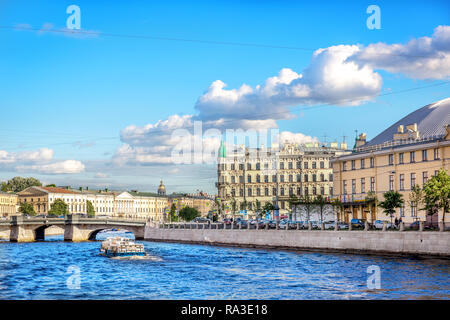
top-left (373, 220), bottom-right (395, 229)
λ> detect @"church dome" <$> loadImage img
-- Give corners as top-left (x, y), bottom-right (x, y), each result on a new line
top-left (157, 180), bottom-right (166, 195)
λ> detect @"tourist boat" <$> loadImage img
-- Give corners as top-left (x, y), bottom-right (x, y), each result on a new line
top-left (99, 236), bottom-right (146, 257)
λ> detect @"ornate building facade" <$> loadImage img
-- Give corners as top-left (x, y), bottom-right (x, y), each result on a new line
top-left (332, 98), bottom-right (450, 225)
top-left (217, 141), bottom-right (350, 215)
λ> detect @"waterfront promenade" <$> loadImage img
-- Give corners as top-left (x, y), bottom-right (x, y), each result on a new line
top-left (144, 222), bottom-right (450, 257)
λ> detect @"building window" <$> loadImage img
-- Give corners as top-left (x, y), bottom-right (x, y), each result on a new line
top-left (272, 175), bottom-right (277, 183)
top-left (265, 188), bottom-right (269, 196)
top-left (434, 148), bottom-right (439, 160)
top-left (296, 174), bottom-right (301, 182)
top-left (280, 188), bottom-right (285, 196)
top-left (370, 157), bottom-right (374, 168)
top-left (422, 172), bottom-right (428, 184)
top-left (411, 206), bottom-right (417, 218)
top-left (304, 174), bottom-right (309, 182)
top-left (342, 161), bottom-right (346, 171)
top-left (280, 162), bottom-right (284, 170)
top-left (231, 164), bottom-right (235, 170)
top-left (320, 173), bottom-right (324, 181)
top-left (399, 174), bottom-right (405, 191)
top-left (257, 188), bottom-right (261, 196)
top-left (389, 175), bottom-right (394, 191)
top-left (256, 175), bottom-right (260, 183)
top-left (370, 177), bottom-right (375, 192)
top-left (312, 174), bottom-right (317, 182)
top-left (410, 151), bottom-right (415, 163)
top-left (296, 161), bottom-right (301, 169)
top-left (239, 176), bottom-right (244, 183)
top-left (388, 154), bottom-right (394, 165)
top-left (361, 159), bottom-right (365, 169)
top-left (304, 162), bottom-right (309, 169)
top-left (264, 175), bottom-right (269, 183)
top-left (343, 180), bottom-right (347, 195)
top-left (239, 189), bottom-right (243, 197)
top-left (247, 175), bottom-right (252, 183)
top-left (320, 161), bottom-right (324, 169)
top-left (231, 189), bottom-right (236, 197)
top-left (289, 175), bottom-right (293, 182)
top-left (312, 162), bottom-right (317, 169)
top-left (297, 187), bottom-right (302, 196)
top-left (352, 179), bottom-right (356, 194)
top-left (280, 175), bottom-right (284, 182)
top-left (305, 187), bottom-right (309, 195)
top-left (313, 187), bottom-right (317, 195)
top-left (329, 173), bottom-right (333, 181)
top-left (361, 178), bottom-right (365, 193)
top-left (281, 201), bottom-right (285, 209)
top-left (330, 187), bottom-right (333, 196)
top-left (422, 150), bottom-right (428, 161)
top-left (288, 162), bottom-right (293, 169)
top-left (273, 188), bottom-right (277, 196)
top-left (351, 160), bottom-right (355, 170)
top-left (231, 176), bottom-right (236, 183)
top-left (239, 163), bottom-right (244, 170)
top-left (399, 153), bottom-right (404, 164)
top-left (248, 188), bottom-right (252, 196)
top-left (411, 173), bottom-right (416, 187)
top-left (289, 187), bottom-right (294, 196)
top-left (400, 205), bottom-right (405, 217)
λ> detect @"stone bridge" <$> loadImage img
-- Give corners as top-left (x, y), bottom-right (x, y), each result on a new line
top-left (0, 215), bottom-right (147, 242)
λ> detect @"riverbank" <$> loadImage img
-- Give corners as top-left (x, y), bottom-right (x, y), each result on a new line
top-left (144, 227), bottom-right (450, 258)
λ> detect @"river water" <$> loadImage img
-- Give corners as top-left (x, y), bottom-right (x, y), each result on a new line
top-left (0, 232), bottom-right (449, 300)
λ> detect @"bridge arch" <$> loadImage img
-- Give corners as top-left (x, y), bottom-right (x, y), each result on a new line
top-left (88, 227), bottom-right (136, 241)
top-left (34, 224), bottom-right (64, 241)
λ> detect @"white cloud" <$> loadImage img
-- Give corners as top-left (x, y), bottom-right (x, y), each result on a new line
top-left (0, 148), bottom-right (54, 164)
top-left (349, 25), bottom-right (450, 80)
top-left (94, 172), bottom-right (109, 179)
top-left (17, 160), bottom-right (85, 175)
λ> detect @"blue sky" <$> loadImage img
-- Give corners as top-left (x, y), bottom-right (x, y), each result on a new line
top-left (0, 0), bottom-right (449, 194)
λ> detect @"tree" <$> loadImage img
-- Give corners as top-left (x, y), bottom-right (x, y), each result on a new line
top-left (45, 184), bottom-right (56, 188)
top-left (365, 191), bottom-right (378, 222)
top-left (378, 191), bottom-right (404, 224)
top-left (299, 195), bottom-right (315, 222)
top-left (313, 195), bottom-right (328, 223)
top-left (179, 206), bottom-right (200, 221)
top-left (230, 198), bottom-right (237, 220)
top-left (422, 169), bottom-right (450, 230)
top-left (19, 202), bottom-right (36, 216)
top-left (262, 202), bottom-right (274, 219)
top-left (331, 198), bottom-right (343, 222)
top-left (169, 203), bottom-right (178, 222)
top-left (48, 199), bottom-right (69, 217)
top-left (408, 185), bottom-right (423, 221)
top-left (1, 177), bottom-right (42, 192)
top-left (86, 200), bottom-right (95, 218)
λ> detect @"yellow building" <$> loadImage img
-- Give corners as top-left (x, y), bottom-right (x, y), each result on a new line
top-left (332, 98), bottom-right (450, 225)
top-left (0, 192), bottom-right (18, 217)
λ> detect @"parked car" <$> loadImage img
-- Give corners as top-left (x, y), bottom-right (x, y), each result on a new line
top-left (193, 217), bottom-right (210, 223)
top-left (235, 220), bottom-right (248, 228)
top-left (222, 218), bottom-right (233, 225)
top-left (310, 221), bottom-right (320, 229)
top-left (409, 221), bottom-right (421, 230)
top-left (350, 218), bottom-right (365, 228)
top-left (267, 220), bottom-right (277, 229)
top-left (324, 221), bottom-right (335, 230)
top-left (373, 220), bottom-right (395, 229)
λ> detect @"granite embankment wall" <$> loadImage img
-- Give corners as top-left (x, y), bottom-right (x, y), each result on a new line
top-left (144, 228), bottom-right (450, 257)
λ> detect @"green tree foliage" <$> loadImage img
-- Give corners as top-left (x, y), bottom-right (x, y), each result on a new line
top-left (45, 184), bottom-right (56, 187)
top-left (48, 199), bottom-right (69, 217)
top-left (19, 202), bottom-right (36, 216)
top-left (378, 191), bottom-right (404, 224)
top-left (423, 169), bottom-right (450, 227)
top-left (169, 203), bottom-right (178, 222)
top-left (1, 177), bottom-right (42, 192)
top-left (86, 200), bottom-right (95, 218)
top-left (331, 198), bottom-right (343, 222)
top-left (408, 185), bottom-right (423, 219)
top-left (365, 191), bottom-right (378, 221)
top-left (179, 206), bottom-right (200, 221)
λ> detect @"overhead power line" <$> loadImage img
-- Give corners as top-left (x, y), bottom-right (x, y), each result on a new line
top-left (0, 25), bottom-right (440, 58)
